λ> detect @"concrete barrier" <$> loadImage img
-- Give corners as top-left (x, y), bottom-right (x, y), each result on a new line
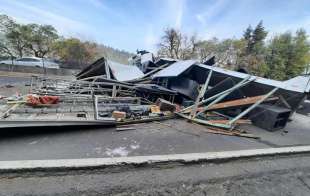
top-left (0, 145), bottom-right (310, 172)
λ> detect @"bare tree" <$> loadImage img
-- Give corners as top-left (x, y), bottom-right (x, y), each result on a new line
top-left (158, 28), bottom-right (198, 60)
top-left (158, 28), bottom-right (182, 58)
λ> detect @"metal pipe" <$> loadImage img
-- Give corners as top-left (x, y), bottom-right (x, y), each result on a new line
top-left (190, 70), bottom-right (213, 118)
top-left (228, 87), bottom-right (279, 125)
top-left (194, 76), bottom-right (254, 116)
top-left (181, 76), bottom-right (255, 113)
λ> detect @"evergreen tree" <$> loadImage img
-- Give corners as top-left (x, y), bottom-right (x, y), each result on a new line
top-left (252, 20), bottom-right (268, 54)
top-left (243, 25), bottom-right (253, 54)
top-left (265, 29), bottom-right (310, 80)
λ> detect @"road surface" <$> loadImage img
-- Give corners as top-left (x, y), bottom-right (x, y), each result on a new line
top-left (1, 153), bottom-right (310, 195)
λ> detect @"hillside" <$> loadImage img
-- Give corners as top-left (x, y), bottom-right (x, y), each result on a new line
top-left (96, 44), bottom-right (134, 65)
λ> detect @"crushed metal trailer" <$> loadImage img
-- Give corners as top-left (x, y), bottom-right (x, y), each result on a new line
top-left (152, 60), bottom-right (310, 114)
top-left (1, 53), bottom-right (309, 133)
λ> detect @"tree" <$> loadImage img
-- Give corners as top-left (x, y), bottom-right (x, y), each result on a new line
top-left (265, 29), bottom-right (310, 80)
top-left (5, 24), bottom-right (31, 58)
top-left (252, 21), bottom-right (268, 54)
top-left (26, 24), bottom-right (59, 58)
top-left (158, 28), bottom-right (199, 60)
top-left (158, 28), bottom-right (182, 58)
top-left (0, 38), bottom-right (14, 64)
top-left (0, 15), bottom-right (18, 59)
top-left (179, 34), bottom-right (198, 60)
top-left (53, 38), bottom-right (98, 68)
top-left (243, 25), bottom-right (253, 54)
top-left (238, 21), bottom-right (268, 76)
top-left (1, 15), bottom-right (57, 59)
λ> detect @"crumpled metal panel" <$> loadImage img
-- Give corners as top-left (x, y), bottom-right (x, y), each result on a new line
top-left (152, 60), bottom-right (197, 78)
top-left (107, 60), bottom-right (144, 82)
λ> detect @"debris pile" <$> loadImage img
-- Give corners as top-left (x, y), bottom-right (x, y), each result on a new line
top-left (0, 51), bottom-right (309, 138)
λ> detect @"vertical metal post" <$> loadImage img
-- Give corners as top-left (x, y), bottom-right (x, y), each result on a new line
top-left (112, 85), bottom-right (117, 97)
top-left (190, 70), bottom-right (213, 118)
top-left (228, 87), bottom-right (278, 125)
top-left (29, 76), bottom-right (33, 94)
top-left (92, 93), bottom-right (99, 120)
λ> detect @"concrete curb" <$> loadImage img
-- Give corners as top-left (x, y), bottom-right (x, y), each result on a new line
top-left (1, 146), bottom-right (310, 172)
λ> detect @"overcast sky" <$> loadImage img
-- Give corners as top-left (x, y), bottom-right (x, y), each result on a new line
top-left (0, 0), bottom-right (309, 52)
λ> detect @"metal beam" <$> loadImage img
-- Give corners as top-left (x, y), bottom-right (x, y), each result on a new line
top-left (195, 76), bottom-right (254, 116)
top-left (228, 87), bottom-right (279, 126)
top-left (190, 70), bottom-right (213, 118)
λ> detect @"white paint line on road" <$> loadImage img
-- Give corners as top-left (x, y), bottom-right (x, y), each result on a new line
top-left (1, 146), bottom-right (310, 171)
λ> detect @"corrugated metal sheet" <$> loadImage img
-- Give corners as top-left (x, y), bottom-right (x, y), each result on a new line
top-left (282, 75), bottom-right (310, 93)
top-left (108, 60), bottom-right (144, 82)
top-left (141, 53), bottom-right (153, 64)
top-left (153, 59), bottom-right (310, 93)
top-left (198, 64), bottom-right (310, 93)
top-left (152, 60), bottom-right (197, 78)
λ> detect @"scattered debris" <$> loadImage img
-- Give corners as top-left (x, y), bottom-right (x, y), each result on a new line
top-left (1, 53), bottom-right (309, 140)
top-left (155, 98), bottom-right (176, 112)
top-left (150, 105), bottom-right (160, 113)
top-left (112, 111), bottom-right (126, 120)
top-left (116, 127), bottom-right (136, 131)
top-left (27, 95), bottom-right (59, 106)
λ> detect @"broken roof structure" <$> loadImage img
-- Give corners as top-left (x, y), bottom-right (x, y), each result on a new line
top-left (1, 52), bottom-right (310, 133)
top-left (154, 61), bottom-right (310, 92)
top-left (152, 59), bottom-right (310, 108)
top-left (77, 57), bottom-right (144, 82)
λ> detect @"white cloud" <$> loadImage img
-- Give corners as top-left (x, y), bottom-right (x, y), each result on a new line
top-left (195, 0), bottom-right (229, 26)
top-left (165, 0), bottom-right (186, 29)
top-left (144, 25), bottom-right (158, 52)
top-left (175, 0), bottom-right (185, 29)
top-left (0, 0), bottom-right (92, 38)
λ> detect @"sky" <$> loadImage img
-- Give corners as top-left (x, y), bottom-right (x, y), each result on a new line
top-left (0, 0), bottom-right (309, 52)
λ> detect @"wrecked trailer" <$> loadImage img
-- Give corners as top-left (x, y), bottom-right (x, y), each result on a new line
top-left (151, 59), bottom-right (309, 131)
top-left (152, 60), bottom-right (310, 113)
top-left (1, 54), bottom-right (309, 134)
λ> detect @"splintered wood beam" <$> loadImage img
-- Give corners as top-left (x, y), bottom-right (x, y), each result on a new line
top-left (182, 95), bottom-right (278, 114)
top-left (206, 95), bottom-right (278, 111)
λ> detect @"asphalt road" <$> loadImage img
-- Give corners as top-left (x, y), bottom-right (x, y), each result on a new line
top-left (1, 74), bottom-right (310, 195)
top-left (0, 113), bottom-right (309, 161)
top-left (2, 153), bottom-right (310, 195)
top-left (0, 73), bottom-right (310, 161)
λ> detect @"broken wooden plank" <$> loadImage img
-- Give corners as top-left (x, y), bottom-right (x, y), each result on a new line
top-left (116, 115), bottom-right (175, 125)
top-left (182, 95), bottom-right (278, 114)
top-left (192, 122), bottom-right (259, 139)
top-left (207, 95), bottom-right (278, 111)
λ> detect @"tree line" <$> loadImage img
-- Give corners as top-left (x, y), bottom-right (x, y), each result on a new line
top-left (0, 14), bottom-right (132, 68)
top-left (157, 21), bottom-right (310, 80)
